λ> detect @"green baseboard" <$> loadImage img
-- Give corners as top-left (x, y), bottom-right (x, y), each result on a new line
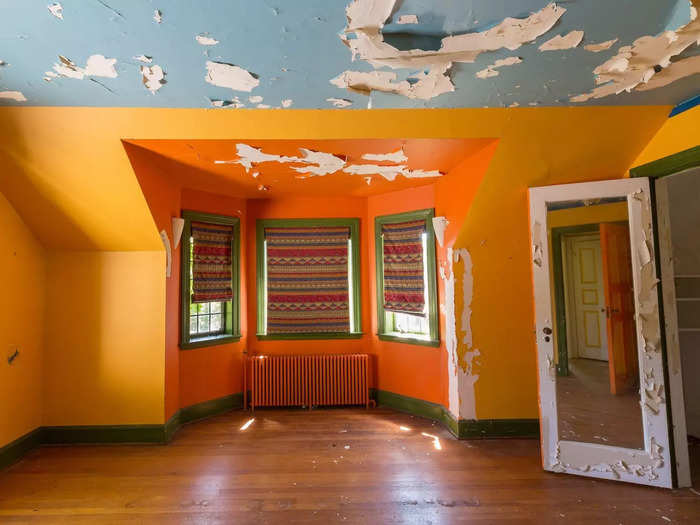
top-left (1, 392), bottom-right (244, 471)
top-left (372, 388), bottom-right (539, 440)
top-left (0, 428), bottom-right (43, 471)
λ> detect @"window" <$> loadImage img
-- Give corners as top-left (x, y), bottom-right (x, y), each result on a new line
top-left (256, 218), bottom-right (362, 339)
top-left (375, 209), bottom-right (439, 346)
top-left (180, 210), bottom-right (240, 349)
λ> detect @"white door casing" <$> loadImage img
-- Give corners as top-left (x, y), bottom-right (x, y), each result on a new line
top-left (529, 177), bottom-right (678, 488)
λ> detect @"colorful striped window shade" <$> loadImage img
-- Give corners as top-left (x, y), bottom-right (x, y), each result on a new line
top-left (265, 226), bottom-right (351, 334)
top-left (382, 219), bottom-right (426, 316)
top-left (191, 221), bottom-right (233, 304)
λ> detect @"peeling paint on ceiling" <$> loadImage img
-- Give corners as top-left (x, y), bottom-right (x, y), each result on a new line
top-left (0, 0), bottom-right (697, 108)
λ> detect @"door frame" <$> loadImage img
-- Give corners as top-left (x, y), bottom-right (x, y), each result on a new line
top-left (552, 225), bottom-right (599, 376)
top-left (529, 177), bottom-right (676, 488)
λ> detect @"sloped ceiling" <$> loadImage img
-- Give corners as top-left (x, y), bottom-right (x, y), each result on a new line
top-left (0, 0), bottom-right (698, 109)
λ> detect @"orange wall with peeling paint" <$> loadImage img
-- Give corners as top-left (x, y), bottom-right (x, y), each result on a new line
top-left (0, 106), bottom-right (671, 432)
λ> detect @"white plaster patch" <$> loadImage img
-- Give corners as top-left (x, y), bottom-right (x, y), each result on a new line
top-left (48, 2), bottom-right (63, 20)
top-left (327, 97), bottom-right (353, 107)
top-left (196, 34), bottom-right (219, 46)
top-left (361, 148), bottom-right (407, 163)
top-left (47, 54), bottom-right (117, 81)
top-left (476, 56), bottom-right (522, 79)
top-left (141, 64), bottom-right (166, 94)
top-left (205, 61), bottom-right (259, 92)
top-left (396, 14), bottom-right (418, 24)
top-left (538, 30), bottom-right (584, 51)
top-left (572, 2), bottom-right (700, 102)
top-left (132, 54), bottom-right (152, 63)
top-left (337, 1), bottom-right (566, 99)
top-left (584, 38), bottom-right (618, 52)
top-left (432, 217), bottom-right (449, 248)
top-left (0, 91), bottom-right (27, 102)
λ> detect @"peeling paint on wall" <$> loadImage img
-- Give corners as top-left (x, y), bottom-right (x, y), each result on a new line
top-left (441, 253), bottom-right (460, 418)
top-left (47, 54), bottom-right (118, 81)
top-left (572, 1), bottom-right (700, 102)
top-left (538, 30), bottom-right (584, 51)
top-left (195, 34), bottom-right (219, 46)
top-left (455, 248), bottom-right (478, 420)
top-left (326, 97), bottom-right (352, 107)
top-left (48, 3), bottom-right (63, 20)
top-left (335, 0), bottom-right (566, 99)
top-left (0, 91), bottom-right (26, 102)
top-left (476, 56), bottom-right (522, 79)
top-left (141, 65), bottom-right (166, 94)
top-left (584, 38), bottom-right (618, 53)
top-left (205, 61), bottom-right (259, 92)
top-left (431, 217), bottom-right (449, 247)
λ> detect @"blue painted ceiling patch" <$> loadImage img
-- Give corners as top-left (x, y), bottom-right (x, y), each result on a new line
top-left (0, 0), bottom-right (697, 108)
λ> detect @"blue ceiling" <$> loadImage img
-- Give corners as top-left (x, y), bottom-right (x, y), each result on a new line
top-left (0, 0), bottom-right (697, 108)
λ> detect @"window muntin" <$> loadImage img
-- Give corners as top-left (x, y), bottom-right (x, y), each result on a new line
top-left (375, 209), bottom-right (439, 346)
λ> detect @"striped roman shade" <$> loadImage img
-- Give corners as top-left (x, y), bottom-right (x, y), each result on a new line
top-left (191, 221), bottom-right (233, 303)
top-left (265, 226), bottom-right (351, 334)
top-left (382, 219), bottom-right (426, 316)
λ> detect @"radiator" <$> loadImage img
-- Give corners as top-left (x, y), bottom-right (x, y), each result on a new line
top-left (247, 354), bottom-right (370, 410)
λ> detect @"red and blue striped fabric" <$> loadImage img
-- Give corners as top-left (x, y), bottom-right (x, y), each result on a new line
top-left (191, 221), bottom-right (233, 303)
top-left (265, 226), bottom-right (350, 334)
top-left (382, 219), bottom-right (425, 316)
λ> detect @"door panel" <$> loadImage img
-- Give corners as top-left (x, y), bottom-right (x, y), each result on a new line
top-left (600, 222), bottom-right (638, 395)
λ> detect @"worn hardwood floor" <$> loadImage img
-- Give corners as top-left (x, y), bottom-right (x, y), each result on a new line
top-left (0, 408), bottom-right (698, 524)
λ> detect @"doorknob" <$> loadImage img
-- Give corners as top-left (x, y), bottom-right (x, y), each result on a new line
top-left (543, 327), bottom-right (552, 335)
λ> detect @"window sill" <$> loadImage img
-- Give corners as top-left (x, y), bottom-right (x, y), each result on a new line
top-left (180, 334), bottom-right (241, 350)
top-left (378, 333), bottom-right (440, 347)
top-left (256, 332), bottom-right (363, 341)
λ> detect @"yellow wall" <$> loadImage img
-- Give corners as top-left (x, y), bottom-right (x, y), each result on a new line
top-left (43, 251), bottom-right (165, 425)
top-left (633, 105), bottom-right (699, 167)
top-left (0, 105), bottom-right (670, 424)
top-left (548, 201), bottom-right (628, 230)
top-left (0, 191), bottom-right (46, 447)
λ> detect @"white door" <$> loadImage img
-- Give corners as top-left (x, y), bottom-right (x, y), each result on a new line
top-left (566, 235), bottom-right (608, 361)
top-left (529, 177), bottom-right (688, 488)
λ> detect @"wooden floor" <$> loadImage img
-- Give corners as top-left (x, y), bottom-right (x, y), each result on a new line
top-left (0, 408), bottom-right (698, 524)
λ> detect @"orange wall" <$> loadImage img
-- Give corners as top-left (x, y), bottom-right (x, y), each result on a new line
top-left (0, 191), bottom-right (46, 447)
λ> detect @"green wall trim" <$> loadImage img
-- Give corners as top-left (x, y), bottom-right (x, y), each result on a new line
top-left (0, 428), bottom-right (42, 471)
top-left (372, 388), bottom-right (539, 440)
top-left (629, 145), bottom-right (700, 179)
top-left (1, 393), bottom-right (244, 471)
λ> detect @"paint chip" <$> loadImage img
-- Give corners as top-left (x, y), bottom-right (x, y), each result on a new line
top-left (361, 148), bottom-right (407, 163)
top-left (330, 65), bottom-right (454, 101)
top-left (432, 217), bottom-right (449, 247)
top-left (476, 56), bottom-right (522, 79)
top-left (538, 30), bottom-right (584, 51)
top-left (47, 54), bottom-right (118, 81)
top-left (196, 34), bottom-right (219, 46)
top-left (48, 2), bottom-right (63, 19)
top-left (132, 55), bottom-right (153, 63)
top-left (327, 97), bottom-right (353, 107)
top-left (396, 14), bottom-right (418, 24)
top-left (249, 95), bottom-right (263, 103)
top-left (584, 38), bottom-right (618, 52)
top-left (141, 64), bottom-right (166, 93)
top-left (281, 98), bottom-right (293, 108)
top-left (153, 9), bottom-right (162, 23)
top-left (0, 91), bottom-right (27, 102)
top-left (209, 97), bottom-right (244, 108)
top-left (205, 61), bottom-right (259, 92)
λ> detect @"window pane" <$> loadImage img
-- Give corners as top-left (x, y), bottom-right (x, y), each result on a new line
top-left (210, 314), bottom-right (222, 332)
top-left (197, 303), bottom-right (210, 314)
top-left (210, 302), bottom-right (222, 314)
top-left (189, 316), bottom-right (198, 334)
top-left (190, 303), bottom-right (197, 315)
top-left (198, 315), bottom-right (210, 333)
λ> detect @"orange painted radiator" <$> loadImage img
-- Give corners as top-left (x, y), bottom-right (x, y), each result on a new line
top-left (247, 354), bottom-right (370, 410)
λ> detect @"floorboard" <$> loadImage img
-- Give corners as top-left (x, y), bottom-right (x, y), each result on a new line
top-left (0, 408), bottom-right (698, 524)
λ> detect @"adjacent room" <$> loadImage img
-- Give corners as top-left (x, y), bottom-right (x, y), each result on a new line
top-left (0, 1), bottom-right (699, 523)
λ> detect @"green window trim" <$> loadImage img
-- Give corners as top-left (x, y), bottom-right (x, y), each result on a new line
top-left (180, 210), bottom-right (241, 350)
top-left (375, 208), bottom-right (440, 347)
top-left (256, 217), bottom-right (362, 340)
